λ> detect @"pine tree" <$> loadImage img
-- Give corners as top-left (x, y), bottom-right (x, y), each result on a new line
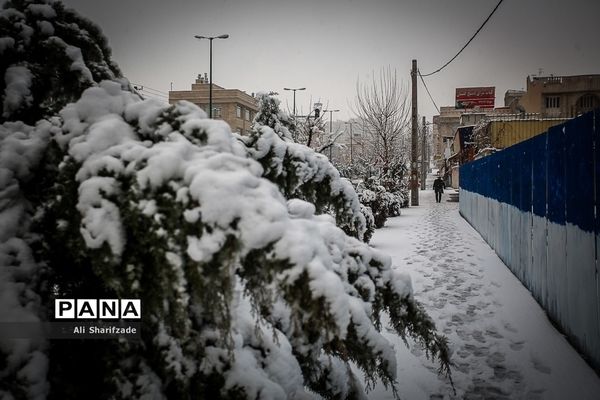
top-left (244, 93), bottom-right (368, 241)
top-left (0, 2), bottom-right (452, 399)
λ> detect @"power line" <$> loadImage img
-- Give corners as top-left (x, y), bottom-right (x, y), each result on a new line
top-left (418, 70), bottom-right (440, 114)
top-left (143, 87), bottom-right (168, 96)
top-left (135, 90), bottom-right (169, 103)
top-left (420, 0), bottom-right (504, 77)
top-left (132, 85), bottom-right (168, 99)
top-left (140, 90), bottom-right (168, 99)
top-left (130, 82), bottom-right (169, 96)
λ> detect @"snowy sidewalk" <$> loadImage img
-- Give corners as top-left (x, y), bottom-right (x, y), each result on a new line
top-left (367, 189), bottom-right (600, 400)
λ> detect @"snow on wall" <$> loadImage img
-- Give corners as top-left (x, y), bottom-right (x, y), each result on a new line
top-left (459, 110), bottom-right (600, 372)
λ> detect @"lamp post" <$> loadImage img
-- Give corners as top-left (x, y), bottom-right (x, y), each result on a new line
top-left (344, 121), bottom-right (354, 164)
top-left (194, 34), bottom-right (229, 118)
top-left (283, 87), bottom-right (306, 119)
top-left (323, 109), bottom-right (339, 161)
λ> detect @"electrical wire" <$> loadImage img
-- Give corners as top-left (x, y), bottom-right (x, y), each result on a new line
top-left (138, 91), bottom-right (169, 103)
top-left (141, 90), bottom-right (168, 99)
top-left (143, 87), bottom-right (169, 96)
top-left (420, 0), bottom-right (504, 77)
top-left (417, 70), bottom-right (440, 114)
top-left (130, 83), bottom-right (169, 96)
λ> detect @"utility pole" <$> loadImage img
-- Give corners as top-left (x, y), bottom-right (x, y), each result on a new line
top-left (411, 59), bottom-right (419, 206)
top-left (421, 116), bottom-right (427, 190)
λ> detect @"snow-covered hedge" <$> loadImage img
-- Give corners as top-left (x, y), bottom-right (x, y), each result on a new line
top-left (0, 0), bottom-right (121, 124)
top-left (245, 93), bottom-right (367, 241)
top-left (356, 177), bottom-right (404, 229)
top-left (1, 81), bottom-right (450, 399)
top-left (0, 1), bottom-right (451, 398)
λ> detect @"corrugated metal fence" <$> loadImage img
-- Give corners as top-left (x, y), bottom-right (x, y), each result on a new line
top-left (459, 110), bottom-right (600, 371)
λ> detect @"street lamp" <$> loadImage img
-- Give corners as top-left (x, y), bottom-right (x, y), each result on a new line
top-left (283, 87), bottom-right (306, 118)
top-left (194, 34), bottom-right (229, 118)
top-left (323, 109), bottom-right (340, 161)
top-left (344, 121), bottom-right (354, 164)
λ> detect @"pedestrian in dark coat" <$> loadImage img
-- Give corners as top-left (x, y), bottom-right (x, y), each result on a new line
top-left (433, 176), bottom-right (445, 203)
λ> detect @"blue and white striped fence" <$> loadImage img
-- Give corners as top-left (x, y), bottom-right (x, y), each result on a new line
top-left (459, 110), bottom-right (600, 371)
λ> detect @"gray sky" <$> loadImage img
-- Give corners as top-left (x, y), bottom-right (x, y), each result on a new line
top-left (59, 0), bottom-right (600, 122)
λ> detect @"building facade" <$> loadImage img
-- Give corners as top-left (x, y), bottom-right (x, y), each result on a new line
top-left (509, 74), bottom-right (600, 118)
top-left (432, 107), bottom-right (462, 171)
top-left (168, 74), bottom-right (259, 134)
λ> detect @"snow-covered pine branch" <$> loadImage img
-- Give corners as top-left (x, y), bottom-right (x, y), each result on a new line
top-left (0, 2), bottom-right (451, 399)
top-left (246, 93), bottom-right (368, 241)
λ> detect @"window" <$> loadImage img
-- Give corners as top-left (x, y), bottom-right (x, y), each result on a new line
top-left (236, 105), bottom-right (242, 118)
top-left (579, 94), bottom-right (596, 109)
top-left (213, 107), bottom-right (222, 118)
top-left (576, 94), bottom-right (600, 115)
top-left (545, 96), bottom-right (560, 109)
top-left (245, 109), bottom-right (250, 121)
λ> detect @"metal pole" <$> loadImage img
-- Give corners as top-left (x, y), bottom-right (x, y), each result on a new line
top-left (410, 59), bottom-right (419, 206)
top-left (350, 123), bottom-right (353, 163)
top-left (329, 111), bottom-right (333, 134)
top-left (209, 38), bottom-right (213, 118)
top-left (292, 90), bottom-right (296, 118)
top-left (421, 116), bottom-right (427, 190)
top-left (329, 110), bottom-right (333, 160)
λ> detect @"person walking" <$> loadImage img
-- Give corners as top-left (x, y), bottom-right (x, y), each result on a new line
top-left (433, 176), bottom-right (445, 203)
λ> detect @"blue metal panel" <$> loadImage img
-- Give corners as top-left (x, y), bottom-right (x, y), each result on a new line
top-left (546, 124), bottom-right (567, 226)
top-left (520, 140), bottom-right (532, 213)
top-left (596, 109), bottom-right (600, 235)
top-left (565, 113), bottom-right (595, 232)
top-left (531, 134), bottom-right (547, 218)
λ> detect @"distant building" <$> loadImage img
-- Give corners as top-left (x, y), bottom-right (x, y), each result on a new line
top-left (432, 106), bottom-right (509, 177)
top-left (507, 74), bottom-right (600, 118)
top-left (168, 74), bottom-right (259, 134)
top-left (432, 107), bottom-right (462, 171)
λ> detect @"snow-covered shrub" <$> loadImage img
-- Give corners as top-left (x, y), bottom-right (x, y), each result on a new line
top-left (245, 93), bottom-right (367, 241)
top-left (0, 2), bottom-right (451, 399)
top-left (0, 0), bottom-right (122, 124)
top-left (386, 191), bottom-right (403, 217)
top-left (2, 81), bottom-right (451, 400)
top-left (360, 203), bottom-right (375, 244)
top-left (380, 158), bottom-right (409, 208)
top-left (357, 177), bottom-right (404, 229)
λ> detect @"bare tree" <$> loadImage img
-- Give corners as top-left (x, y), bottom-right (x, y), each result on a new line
top-left (352, 67), bottom-right (411, 173)
top-left (293, 99), bottom-right (345, 155)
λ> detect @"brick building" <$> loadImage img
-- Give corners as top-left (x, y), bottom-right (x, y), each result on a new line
top-left (168, 74), bottom-right (259, 134)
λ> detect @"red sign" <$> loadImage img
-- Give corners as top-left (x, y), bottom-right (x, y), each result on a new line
top-left (455, 86), bottom-right (495, 109)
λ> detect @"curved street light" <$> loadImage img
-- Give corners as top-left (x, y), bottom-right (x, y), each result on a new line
top-left (283, 87), bottom-right (306, 119)
top-left (194, 34), bottom-right (229, 118)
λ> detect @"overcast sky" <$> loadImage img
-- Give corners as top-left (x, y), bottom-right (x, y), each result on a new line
top-left (58, 0), bottom-right (600, 122)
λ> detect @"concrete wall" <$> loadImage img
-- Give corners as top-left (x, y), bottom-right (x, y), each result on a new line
top-left (459, 110), bottom-right (600, 371)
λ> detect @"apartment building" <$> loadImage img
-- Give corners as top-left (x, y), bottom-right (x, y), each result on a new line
top-left (168, 74), bottom-right (259, 134)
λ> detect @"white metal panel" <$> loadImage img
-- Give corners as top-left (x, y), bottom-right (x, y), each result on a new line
top-left (565, 224), bottom-right (598, 360)
top-left (531, 215), bottom-right (548, 307)
top-left (546, 221), bottom-right (568, 331)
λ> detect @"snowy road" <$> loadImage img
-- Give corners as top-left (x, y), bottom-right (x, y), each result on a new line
top-left (365, 189), bottom-right (600, 400)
